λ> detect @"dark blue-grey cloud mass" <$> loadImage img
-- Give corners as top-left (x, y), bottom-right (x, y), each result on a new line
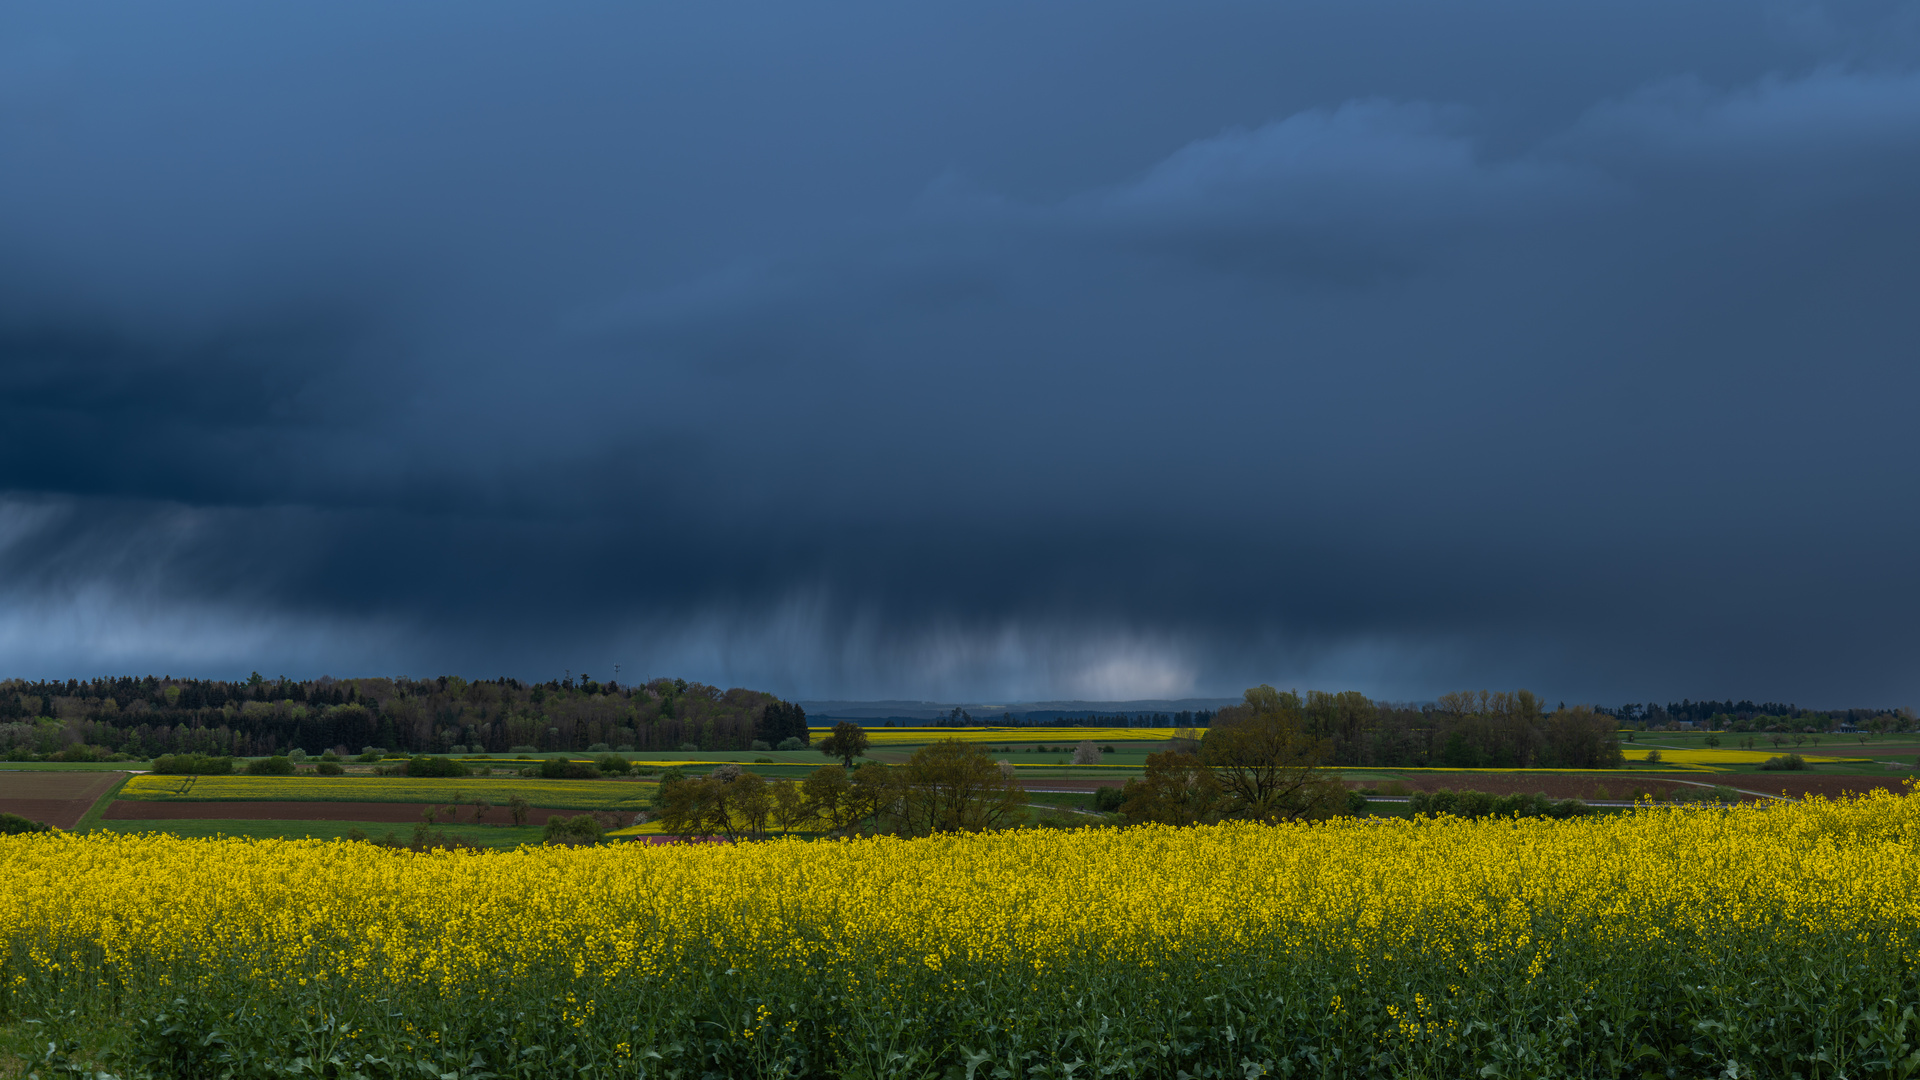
top-left (3, 0), bottom-right (1920, 703)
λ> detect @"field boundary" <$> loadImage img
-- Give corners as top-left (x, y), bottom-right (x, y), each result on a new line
top-left (72, 772), bottom-right (134, 832)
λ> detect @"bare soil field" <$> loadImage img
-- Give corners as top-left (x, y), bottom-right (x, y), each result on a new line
top-left (1369, 771), bottom-right (1912, 802)
top-left (0, 770), bottom-right (124, 828)
top-left (103, 800), bottom-right (593, 825)
top-left (1026, 770), bottom-right (1913, 803)
top-left (1366, 772), bottom-right (1721, 801)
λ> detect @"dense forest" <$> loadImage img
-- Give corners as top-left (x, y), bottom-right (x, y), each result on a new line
top-left (0, 674), bottom-right (810, 760)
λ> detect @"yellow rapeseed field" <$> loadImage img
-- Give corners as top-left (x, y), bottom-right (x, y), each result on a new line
top-left (7, 792), bottom-right (1920, 1076)
top-left (1622, 746), bottom-right (1866, 767)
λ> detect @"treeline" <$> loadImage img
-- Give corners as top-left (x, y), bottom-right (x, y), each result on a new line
top-left (1289, 689), bottom-right (1622, 769)
top-left (0, 673), bottom-right (809, 760)
top-left (1606, 699), bottom-right (1916, 732)
top-left (1115, 688), bottom-right (1619, 827)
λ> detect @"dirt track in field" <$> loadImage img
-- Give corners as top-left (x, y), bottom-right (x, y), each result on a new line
top-left (103, 800), bottom-right (598, 825)
top-left (1730, 775), bottom-right (1912, 799)
top-left (0, 771), bottom-right (124, 828)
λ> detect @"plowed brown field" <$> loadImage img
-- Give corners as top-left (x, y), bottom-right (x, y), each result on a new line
top-left (1023, 770), bottom-right (1912, 803)
top-left (0, 771), bottom-right (125, 828)
top-left (103, 800), bottom-right (593, 825)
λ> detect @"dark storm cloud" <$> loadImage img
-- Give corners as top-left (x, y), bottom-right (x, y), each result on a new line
top-left (3, 0), bottom-right (1919, 703)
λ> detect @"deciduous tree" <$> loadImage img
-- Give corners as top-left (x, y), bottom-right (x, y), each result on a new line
top-left (818, 721), bottom-right (870, 767)
top-left (1201, 686), bottom-right (1347, 823)
top-left (1119, 750), bottom-right (1225, 825)
top-left (897, 739), bottom-right (1027, 835)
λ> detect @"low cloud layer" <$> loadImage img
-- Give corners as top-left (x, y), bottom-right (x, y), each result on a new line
top-left (3, 0), bottom-right (1919, 704)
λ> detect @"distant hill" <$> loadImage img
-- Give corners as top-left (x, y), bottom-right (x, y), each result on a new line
top-left (797, 698), bottom-right (1239, 725)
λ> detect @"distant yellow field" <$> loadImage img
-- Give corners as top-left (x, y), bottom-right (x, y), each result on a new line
top-left (1625, 747), bottom-right (1865, 767)
top-left (820, 726), bottom-right (1179, 746)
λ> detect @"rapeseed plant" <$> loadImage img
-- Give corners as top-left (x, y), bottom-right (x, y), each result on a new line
top-left (6, 791), bottom-right (1920, 1077)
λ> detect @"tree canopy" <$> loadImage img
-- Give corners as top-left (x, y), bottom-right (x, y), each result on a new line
top-left (817, 721), bottom-right (870, 767)
top-left (1121, 685), bottom-right (1347, 825)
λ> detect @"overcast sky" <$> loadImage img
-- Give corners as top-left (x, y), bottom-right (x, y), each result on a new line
top-left (3, 0), bottom-right (1918, 705)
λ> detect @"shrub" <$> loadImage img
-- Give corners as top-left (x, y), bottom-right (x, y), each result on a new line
top-left (1644, 749), bottom-right (1663, 764)
top-left (1410, 788), bottom-right (1585, 820)
top-left (1347, 790), bottom-right (1370, 814)
top-left (1093, 786), bottom-right (1126, 813)
top-left (587, 743), bottom-right (612, 754)
top-left (357, 747), bottom-right (385, 762)
top-left (1454, 790), bottom-right (1495, 818)
top-left (542, 813), bottom-right (603, 845)
top-left (314, 761), bottom-right (345, 776)
top-left (540, 758), bottom-right (599, 780)
top-left (319, 750), bottom-right (340, 763)
top-left (287, 749), bottom-right (308, 763)
top-left (596, 754), bottom-right (631, 775)
top-left (751, 740), bottom-right (771, 751)
top-left (0, 812), bottom-right (50, 835)
top-left (754, 756), bottom-right (774, 764)
top-left (151, 754), bottom-right (234, 776)
top-left (405, 756), bottom-right (472, 778)
top-left (777, 737), bottom-right (805, 751)
top-left (677, 743), bottom-right (700, 752)
top-left (508, 745), bottom-right (540, 754)
top-left (246, 756), bottom-right (296, 776)
top-left (1761, 753), bottom-right (1809, 771)
top-left (448, 745), bottom-right (470, 755)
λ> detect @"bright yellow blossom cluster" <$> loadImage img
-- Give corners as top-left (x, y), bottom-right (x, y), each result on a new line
top-left (8, 791), bottom-right (1920, 1076)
